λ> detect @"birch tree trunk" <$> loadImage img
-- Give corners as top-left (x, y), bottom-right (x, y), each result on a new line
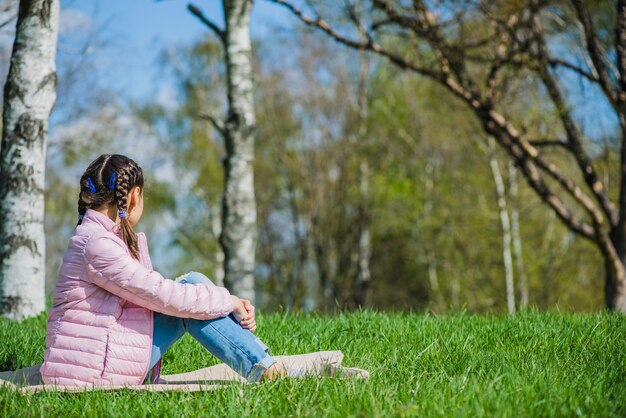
top-left (488, 138), bottom-right (515, 314)
top-left (220, 0), bottom-right (257, 301)
top-left (509, 162), bottom-right (529, 308)
top-left (423, 160), bottom-right (444, 311)
top-left (211, 202), bottom-right (225, 287)
top-left (353, 45), bottom-right (371, 308)
top-left (0, 0), bottom-right (59, 320)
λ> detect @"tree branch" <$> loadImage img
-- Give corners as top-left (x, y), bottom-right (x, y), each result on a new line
top-left (530, 11), bottom-right (619, 226)
top-left (570, 0), bottom-right (618, 108)
top-left (267, 0), bottom-right (444, 79)
top-left (197, 112), bottom-right (226, 135)
top-left (618, 0), bottom-right (626, 95)
top-left (527, 139), bottom-right (570, 148)
top-left (483, 119), bottom-right (597, 240)
top-left (484, 14), bottom-right (523, 102)
top-left (0, 13), bottom-right (16, 30)
top-left (374, 0), bottom-right (479, 94)
top-left (187, 3), bottom-right (226, 45)
top-left (548, 58), bottom-right (599, 83)
top-left (268, 0), bottom-right (605, 242)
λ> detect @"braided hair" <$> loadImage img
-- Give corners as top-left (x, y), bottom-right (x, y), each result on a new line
top-left (77, 154), bottom-right (144, 259)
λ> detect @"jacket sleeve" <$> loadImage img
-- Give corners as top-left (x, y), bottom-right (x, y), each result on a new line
top-left (83, 234), bottom-right (234, 320)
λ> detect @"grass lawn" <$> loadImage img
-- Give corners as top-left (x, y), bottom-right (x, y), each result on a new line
top-left (0, 309), bottom-right (625, 417)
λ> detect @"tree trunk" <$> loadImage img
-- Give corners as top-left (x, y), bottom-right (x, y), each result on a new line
top-left (0, 0), bottom-right (59, 320)
top-left (509, 162), bottom-right (529, 308)
top-left (423, 160), bottom-right (444, 311)
top-left (606, 226), bottom-right (626, 311)
top-left (354, 160), bottom-right (371, 306)
top-left (604, 258), bottom-right (626, 311)
top-left (353, 44), bottom-right (371, 308)
top-left (488, 137), bottom-right (515, 314)
top-left (285, 176), bottom-right (308, 310)
top-left (312, 213), bottom-right (334, 312)
top-left (210, 202), bottom-right (225, 287)
top-left (219, 0), bottom-right (256, 301)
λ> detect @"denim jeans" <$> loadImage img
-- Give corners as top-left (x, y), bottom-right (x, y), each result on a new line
top-left (146, 271), bottom-right (277, 383)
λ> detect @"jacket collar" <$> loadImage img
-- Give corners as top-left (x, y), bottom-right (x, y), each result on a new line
top-left (81, 208), bottom-right (122, 236)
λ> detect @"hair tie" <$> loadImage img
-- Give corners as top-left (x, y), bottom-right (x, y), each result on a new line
top-left (86, 177), bottom-right (97, 193)
top-left (108, 172), bottom-right (117, 190)
top-left (78, 213), bottom-right (84, 220)
top-left (118, 210), bottom-right (127, 219)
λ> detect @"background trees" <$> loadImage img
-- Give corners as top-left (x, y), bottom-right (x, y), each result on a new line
top-left (269, 0), bottom-right (626, 311)
top-left (138, 21), bottom-right (601, 313)
top-left (0, 0), bottom-right (612, 317)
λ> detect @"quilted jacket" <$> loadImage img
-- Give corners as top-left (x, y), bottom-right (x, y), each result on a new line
top-left (40, 208), bottom-right (234, 387)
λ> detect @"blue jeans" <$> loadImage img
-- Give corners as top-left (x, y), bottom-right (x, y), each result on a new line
top-left (146, 271), bottom-right (277, 383)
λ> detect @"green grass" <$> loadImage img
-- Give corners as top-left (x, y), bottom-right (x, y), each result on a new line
top-left (1, 310), bottom-right (625, 417)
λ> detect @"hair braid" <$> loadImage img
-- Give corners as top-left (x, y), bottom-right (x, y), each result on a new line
top-left (77, 154), bottom-right (144, 260)
top-left (114, 164), bottom-right (141, 259)
top-left (77, 175), bottom-right (90, 226)
top-left (76, 155), bottom-right (111, 226)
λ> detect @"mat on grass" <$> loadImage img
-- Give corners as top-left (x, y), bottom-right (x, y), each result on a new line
top-left (0, 351), bottom-right (369, 393)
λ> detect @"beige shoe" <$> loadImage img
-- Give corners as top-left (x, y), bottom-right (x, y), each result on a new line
top-left (328, 365), bottom-right (370, 379)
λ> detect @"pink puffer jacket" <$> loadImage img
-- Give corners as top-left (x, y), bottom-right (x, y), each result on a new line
top-left (40, 209), bottom-right (234, 387)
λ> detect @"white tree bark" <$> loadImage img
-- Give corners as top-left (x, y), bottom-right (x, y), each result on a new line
top-left (0, 0), bottom-right (59, 320)
top-left (488, 137), bottom-right (515, 314)
top-left (220, 0), bottom-right (256, 301)
top-left (423, 160), bottom-right (444, 311)
top-left (508, 161), bottom-right (529, 308)
top-left (211, 202), bottom-right (225, 287)
top-left (353, 45), bottom-right (371, 307)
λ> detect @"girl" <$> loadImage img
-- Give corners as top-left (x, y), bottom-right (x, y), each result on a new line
top-left (40, 154), bottom-right (287, 387)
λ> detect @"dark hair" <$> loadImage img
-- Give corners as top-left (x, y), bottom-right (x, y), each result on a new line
top-left (77, 154), bottom-right (144, 259)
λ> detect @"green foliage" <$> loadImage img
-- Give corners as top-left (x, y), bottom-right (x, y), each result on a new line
top-left (129, 23), bottom-right (608, 313)
top-left (1, 311), bottom-right (625, 417)
top-left (38, 1), bottom-right (613, 314)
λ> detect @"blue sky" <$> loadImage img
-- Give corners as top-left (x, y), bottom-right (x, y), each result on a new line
top-left (61, 0), bottom-right (290, 101)
top-left (57, 0), bottom-right (618, 145)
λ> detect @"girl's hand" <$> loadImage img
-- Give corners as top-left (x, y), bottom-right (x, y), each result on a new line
top-left (230, 295), bottom-right (247, 323)
top-left (229, 296), bottom-right (256, 332)
top-left (239, 299), bottom-right (256, 332)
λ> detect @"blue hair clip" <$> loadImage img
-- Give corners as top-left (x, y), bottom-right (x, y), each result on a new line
top-left (118, 210), bottom-right (127, 219)
top-left (108, 172), bottom-right (117, 190)
top-left (78, 213), bottom-right (84, 220)
top-left (86, 177), bottom-right (97, 193)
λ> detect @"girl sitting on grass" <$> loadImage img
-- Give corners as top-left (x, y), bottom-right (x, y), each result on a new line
top-left (40, 153), bottom-right (287, 387)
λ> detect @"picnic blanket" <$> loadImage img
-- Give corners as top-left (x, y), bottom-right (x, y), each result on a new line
top-left (0, 350), bottom-right (369, 393)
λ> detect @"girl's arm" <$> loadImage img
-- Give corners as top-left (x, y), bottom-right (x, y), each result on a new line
top-left (83, 234), bottom-right (234, 320)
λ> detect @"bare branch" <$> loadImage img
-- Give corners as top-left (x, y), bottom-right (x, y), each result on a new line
top-left (0, 13), bottom-right (16, 30)
top-left (484, 118), bottom-right (597, 240)
top-left (268, 0), bottom-right (604, 242)
top-left (528, 139), bottom-right (570, 148)
top-left (615, 0), bottom-right (626, 94)
top-left (374, 0), bottom-right (478, 92)
top-left (197, 112), bottom-right (226, 135)
top-left (570, 0), bottom-right (618, 107)
top-left (187, 3), bottom-right (225, 45)
top-left (513, 155), bottom-right (596, 240)
top-left (530, 12), bottom-right (619, 226)
top-left (485, 14), bottom-right (522, 102)
top-left (267, 0), bottom-right (444, 79)
top-left (548, 58), bottom-right (599, 83)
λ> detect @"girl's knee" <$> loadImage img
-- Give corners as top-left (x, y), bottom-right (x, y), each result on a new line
top-left (178, 271), bottom-right (215, 286)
